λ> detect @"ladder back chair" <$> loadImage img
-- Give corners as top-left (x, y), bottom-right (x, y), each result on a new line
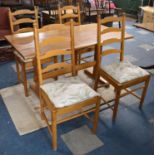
top-left (8, 6), bottom-right (38, 97)
top-left (95, 15), bottom-right (150, 122)
top-left (33, 21), bottom-right (101, 150)
top-left (9, 6), bottom-right (38, 34)
top-left (58, 4), bottom-right (96, 66)
top-left (58, 4), bottom-right (81, 26)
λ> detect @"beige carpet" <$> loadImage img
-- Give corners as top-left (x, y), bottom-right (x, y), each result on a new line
top-left (61, 125), bottom-right (104, 155)
top-left (0, 68), bottom-right (127, 136)
top-left (0, 84), bottom-right (46, 135)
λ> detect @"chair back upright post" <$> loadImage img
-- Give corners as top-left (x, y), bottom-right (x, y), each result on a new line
top-left (97, 14), bottom-right (126, 63)
top-left (9, 6), bottom-right (38, 34)
top-left (58, 4), bottom-right (81, 26)
top-left (120, 14), bottom-right (125, 61)
top-left (97, 15), bottom-right (101, 67)
top-left (33, 20), bottom-right (75, 87)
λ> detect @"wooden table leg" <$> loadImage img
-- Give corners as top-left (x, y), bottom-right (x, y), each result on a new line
top-left (21, 62), bottom-right (29, 97)
top-left (15, 55), bottom-right (30, 96)
top-left (15, 56), bottom-right (21, 82)
top-left (30, 60), bottom-right (40, 97)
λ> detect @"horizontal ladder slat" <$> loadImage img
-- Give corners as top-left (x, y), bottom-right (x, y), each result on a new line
top-left (102, 38), bottom-right (121, 46)
top-left (62, 14), bottom-right (78, 19)
top-left (101, 27), bottom-right (121, 34)
top-left (102, 49), bottom-right (121, 56)
top-left (65, 21), bottom-right (79, 26)
top-left (42, 62), bottom-right (71, 74)
top-left (61, 6), bottom-right (78, 10)
top-left (40, 36), bottom-right (70, 47)
top-left (12, 10), bottom-right (35, 16)
top-left (43, 67), bottom-right (72, 79)
top-left (39, 24), bottom-right (66, 33)
top-left (15, 27), bottom-right (33, 33)
top-left (40, 49), bottom-right (71, 60)
top-left (13, 18), bottom-right (34, 25)
top-left (101, 16), bottom-right (122, 24)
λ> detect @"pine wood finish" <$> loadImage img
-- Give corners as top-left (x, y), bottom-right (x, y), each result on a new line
top-left (9, 7), bottom-right (38, 34)
top-left (95, 15), bottom-right (151, 122)
top-left (8, 6), bottom-right (38, 96)
top-left (33, 21), bottom-right (101, 150)
top-left (5, 23), bottom-right (133, 60)
top-left (58, 4), bottom-right (81, 62)
top-left (5, 23), bottom-right (133, 97)
top-left (58, 4), bottom-right (81, 26)
top-left (58, 3), bottom-right (94, 64)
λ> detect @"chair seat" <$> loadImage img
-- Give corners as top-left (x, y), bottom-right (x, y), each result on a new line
top-left (102, 61), bottom-right (149, 83)
top-left (41, 76), bottom-right (99, 108)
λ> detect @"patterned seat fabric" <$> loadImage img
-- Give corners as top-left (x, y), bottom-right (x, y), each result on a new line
top-left (102, 61), bottom-right (149, 83)
top-left (41, 76), bottom-right (99, 108)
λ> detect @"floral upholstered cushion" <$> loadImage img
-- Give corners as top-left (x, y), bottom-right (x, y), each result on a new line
top-left (101, 61), bottom-right (149, 83)
top-left (40, 76), bottom-right (100, 108)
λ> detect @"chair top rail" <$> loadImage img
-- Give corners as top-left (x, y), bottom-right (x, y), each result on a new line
top-left (39, 24), bottom-right (66, 33)
top-left (61, 14), bottom-right (78, 19)
top-left (101, 16), bottom-right (122, 24)
top-left (11, 9), bottom-right (36, 16)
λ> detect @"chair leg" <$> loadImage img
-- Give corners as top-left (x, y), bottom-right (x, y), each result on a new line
top-left (54, 56), bottom-right (58, 80)
top-left (94, 72), bottom-right (100, 91)
top-left (139, 76), bottom-right (150, 109)
top-left (21, 62), bottom-right (29, 97)
top-left (51, 110), bottom-right (57, 151)
top-left (92, 97), bottom-right (100, 133)
top-left (112, 89), bottom-right (121, 122)
top-left (74, 51), bottom-right (78, 75)
top-left (61, 55), bottom-right (64, 62)
top-left (93, 45), bottom-right (100, 90)
top-left (78, 53), bottom-right (81, 64)
top-left (40, 94), bottom-right (45, 120)
top-left (15, 57), bottom-right (21, 82)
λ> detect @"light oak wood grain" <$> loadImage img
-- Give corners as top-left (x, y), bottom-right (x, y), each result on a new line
top-left (5, 23), bottom-right (133, 61)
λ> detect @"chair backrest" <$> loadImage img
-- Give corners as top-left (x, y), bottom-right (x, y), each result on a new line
top-left (97, 14), bottom-right (125, 62)
top-left (58, 4), bottom-right (81, 26)
top-left (9, 6), bottom-right (38, 34)
top-left (33, 20), bottom-right (75, 85)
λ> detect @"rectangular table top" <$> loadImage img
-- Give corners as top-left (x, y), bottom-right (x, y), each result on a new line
top-left (5, 23), bottom-right (133, 61)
